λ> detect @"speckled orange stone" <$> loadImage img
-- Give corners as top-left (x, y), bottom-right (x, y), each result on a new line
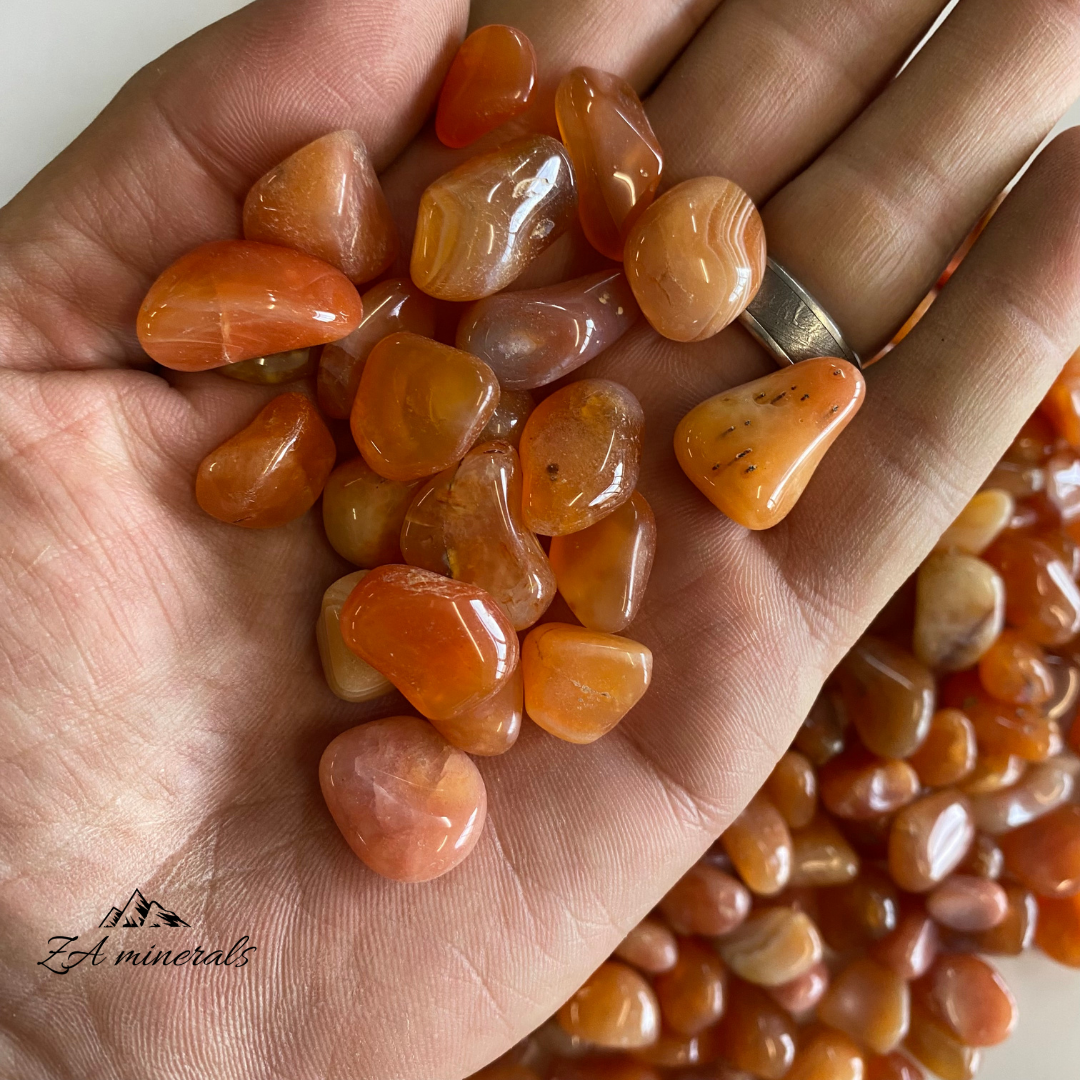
top-left (195, 393), bottom-right (336, 528)
top-left (138, 240), bottom-right (363, 370)
top-left (319, 716), bottom-right (486, 882)
top-left (436, 25), bottom-right (537, 148)
top-left (243, 130), bottom-right (397, 284)
top-left (675, 359), bottom-right (864, 529)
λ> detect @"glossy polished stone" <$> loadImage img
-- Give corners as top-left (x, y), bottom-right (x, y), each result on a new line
top-left (654, 938), bottom-right (726, 1035)
top-left (317, 571), bottom-right (394, 702)
top-left (717, 907), bottom-right (824, 988)
top-left (819, 747), bottom-right (920, 820)
top-left (817, 869), bottom-right (899, 952)
top-left (317, 278), bottom-right (437, 418)
top-left (907, 709), bottom-right (977, 788)
top-left (915, 954), bottom-right (1016, 1047)
top-left (138, 240), bottom-right (364, 370)
top-left (970, 885), bottom-right (1037, 955)
top-left (243, 130), bottom-right (397, 284)
top-left (555, 67), bottom-right (663, 260)
top-left (319, 716), bottom-right (486, 882)
top-left (713, 982), bottom-right (797, 1080)
top-left (521, 623), bottom-right (652, 743)
top-left (351, 332), bottom-right (500, 482)
top-left (1041, 347), bottom-right (1080, 448)
top-left (548, 492), bottom-right (655, 633)
top-left (457, 270), bottom-right (640, 389)
top-left (787, 1028), bottom-right (865, 1080)
top-left (625, 177), bottom-right (766, 342)
top-left (888, 792), bottom-right (975, 893)
top-left (520, 379), bottom-right (644, 535)
top-left (720, 794), bottom-right (793, 896)
top-left (788, 815), bottom-right (860, 887)
top-left (475, 388), bottom-right (535, 448)
top-left (340, 564), bottom-right (518, 720)
top-left (431, 663), bottom-right (523, 756)
top-left (764, 751), bottom-right (818, 830)
top-left (926, 876), bottom-right (1008, 932)
top-left (558, 962), bottom-right (661, 1049)
top-left (935, 489), bottom-right (1014, 555)
top-left (195, 392), bottom-right (336, 528)
top-left (614, 918), bottom-right (679, 975)
top-left (768, 960), bottom-right (830, 1017)
top-left (870, 908), bottom-right (940, 982)
top-left (658, 862), bottom-right (751, 936)
top-left (968, 758), bottom-right (1075, 834)
top-left (436, 24), bottom-right (537, 148)
top-left (322, 457), bottom-right (420, 568)
top-left (411, 135), bottom-right (577, 301)
top-left (818, 957), bottom-right (910, 1055)
top-left (1035, 893), bottom-right (1080, 966)
top-left (217, 347), bottom-right (316, 384)
top-left (400, 441), bottom-right (555, 630)
top-left (998, 803), bottom-right (1080, 897)
top-left (978, 630), bottom-right (1055, 705)
top-left (905, 1001), bottom-right (981, 1080)
top-left (675, 359), bottom-right (864, 529)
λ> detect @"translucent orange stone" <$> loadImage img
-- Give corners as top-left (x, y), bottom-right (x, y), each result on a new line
top-left (1035, 893), bottom-right (1080, 966)
top-left (818, 957), bottom-right (910, 1055)
top-left (720, 794), bottom-right (793, 896)
top-left (888, 791), bottom-right (975, 893)
top-left (982, 533), bottom-right (1080, 645)
top-left (351, 332), bottom-right (500, 482)
top-left (904, 1000), bottom-right (981, 1080)
top-left (614, 918), bottom-right (679, 975)
top-left (195, 392), bottom-right (336, 528)
top-left (317, 571), bottom-right (394, 702)
top-left (658, 862), bottom-right (751, 936)
top-left (138, 240), bottom-right (364, 371)
top-left (411, 135), bottom-right (577, 301)
top-left (968, 757), bottom-right (1075, 834)
top-left (717, 907), bottom-right (823, 988)
top-left (934, 489), bottom-right (1014, 555)
top-left (787, 1027), bottom-right (865, 1080)
top-left (977, 629), bottom-right (1054, 705)
top-left (476, 389), bottom-right (535, 449)
top-left (430, 663), bottom-right (523, 756)
top-left (318, 716), bottom-right (486, 882)
top-left (243, 130), bottom-right (396, 284)
top-left (870, 907), bottom-right (939, 981)
top-left (317, 279), bottom-right (437, 419)
top-left (558, 962), bottom-right (661, 1049)
top-left (906, 709), bottom-right (976, 788)
top-left (837, 637), bottom-right (935, 760)
top-left (1040, 347), bottom-right (1080, 447)
top-left (968, 885), bottom-right (1037, 955)
top-left (548, 492), bottom-right (655, 633)
top-left (817, 869), bottom-right (899, 952)
top-left (767, 960), bottom-right (829, 1017)
top-left (625, 177), bottom-right (766, 342)
top-left (866, 1052), bottom-right (925, 1080)
top-left (218, 347), bottom-right (316, 384)
top-left (795, 691), bottom-right (849, 765)
top-left (788, 815), bottom-right (860, 887)
top-left (998, 803), bottom-right (1080, 897)
top-left (322, 457), bottom-right (420, 567)
top-left (435, 25), bottom-right (537, 148)
top-left (914, 954), bottom-right (1016, 1047)
top-left (555, 68), bottom-right (663, 261)
top-left (457, 271), bottom-right (640, 390)
top-left (764, 751), bottom-right (818, 830)
top-left (926, 876), bottom-right (1008, 933)
top-left (521, 623), bottom-right (652, 743)
top-left (819, 747), bottom-right (920, 820)
top-left (400, 442), bottom-right (555, 630)
top-left (340, 564), bottom-right (518, 720)
top-left (674, 359), bottom-right (865, 529)
top-left (630, 1031), bottom-right (701, 1069)
top-left (520, 379), bottom-right (644, 535)
top-left (958, 752), bottom-right (1026, 795)
top-left (957, 832), bottom-right (1004, 879)
top-left (654, 938), bottom-right (726, 1035)
top-left (712, 982), bottom-right (797, 1080)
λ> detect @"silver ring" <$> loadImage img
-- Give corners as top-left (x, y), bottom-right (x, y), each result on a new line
top-left (739, 258), bottom-right (862, 370)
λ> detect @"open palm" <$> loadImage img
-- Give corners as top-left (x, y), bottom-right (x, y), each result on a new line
top-left (3, 0), bottom-right (1080, 1077)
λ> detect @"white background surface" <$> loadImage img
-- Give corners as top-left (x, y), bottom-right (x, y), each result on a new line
top-left (2, 2), bottom-right (1079, 1078)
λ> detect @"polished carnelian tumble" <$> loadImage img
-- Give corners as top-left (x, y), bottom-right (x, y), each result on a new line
top-left (137, 240), bottom-right (363, 370)
top-left (340, 564), bottom-right (518, 720)
top-left (558, 962), bottom-right (660, 1049)
top-left (436, 25), bottom-right (537, 148)
top-left (653, 938), bottom-right (726, 1035)
top-left (658, 862), bottom-right (751, 937)
top-left (674, 359), bottom-right (865, 529)
top-left (195, 393), bottom-right (336, 528)
top-left (720, 794), bottom-right (792, 897)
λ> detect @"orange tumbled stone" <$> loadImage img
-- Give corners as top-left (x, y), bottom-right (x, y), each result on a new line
top-left (411, 135), bottom-right (577, 301)
top-left (818, 957), bottom-right (910, 1055)
top-left (475, 389), bottom-right (535, 449)
top-left (630, 1032), bottom-right (701, 1069)
top-left (614, 918), bottom-right (679, 975)
top-left (1036, 893), bottom-right (1080, 966)
top-left (1040, 347), bottom-right (1080, 448)
top-left (925, 876), bottom-right (1008, 933)
top-left (968, 757), bottom-right (1074, 834)
top-left (555, 67), bottom-right (663, 261)
top-left (787, 1027), bottom-right (865, 1080)
top-left (904, 1000), bottom-right (981, 1080)
top-left (548, 492), bottom-right (656, 633)
top-left (654, 938), bottom-right (726, 1035)
top-left (717, 907), bottom-right (823, 988)
top-left (658, 862), bottom-right (751, 936)
top-left (218, 347), bottom-right (316, 384)
top-left (906, 709), bottom-right (976, 788)
top-left (400, 441), bottom-right (555, 630)
top-left (913, 954), bottom-right (1016, 1047)
top-left (674, 359), bottom-right (864, 529)
top-left (340, 564), bottom-right (518, 720)
top-left (795, 691), bottom-right (849, 764)
top-left (998, 803), bottom-right (1080, 897)
top-left (558, 962), bottom-right (661, 1049)
top-left (318, 716), bottom-right (486, 882)
top-left (436, 24), bottom-right (537, 148)
top-left (351, 332), bottom-right (500, 482)
top-left (977, 629), bottom-right (1055, 705)
top-left (322, 457), bottom-right (420, 568)
top-left (712, 982), bottom-right (797, 1080)
top-left (430, 663), bottom-right (523, 756)
top-left (768, 960), bottom-right (830, 1017)
top-left (817, 868), bottom-right (899, 952)
top-left (866, 1053), bottom-right (925, 1080)
top-left (819, 746), bottom-right (920, 820)
top-left (243, 130), bottom-right (397, 284)
top-left (138, 240), bottom-right (364, 370)
top-left (870, 906), bottom-right (939, 981)
top-left (720, 794), bottom-right (793, 896)
top-left (888, 791), bottom-right (975, 893)
top-left (317, 571), bottom-right (394, 703)
top-left (935, 488), bottom-right (1014, 555)
top-left (520, 379), bottom-right (644, 535)
top-left (317, 278), bottom-right (437, 419)
top-left (765, 751), bottom-right (818, 830)
top-left (788, 815), bottom-right (860, 887)
top-left (195, 392), bottom-right (336, 528)
top-left (625, 177), bottom-right (766, 342)
top-left (967, 885), bottom-right (1038, 955)
top-left (521, 623), bottom-right (652, 743)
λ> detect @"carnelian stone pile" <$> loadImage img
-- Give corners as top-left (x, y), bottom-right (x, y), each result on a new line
top-left (474, 374), bottom-right (1080, 1078)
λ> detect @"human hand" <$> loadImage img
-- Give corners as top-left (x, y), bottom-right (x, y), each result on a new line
top-left (3, 0), bottom-right (1080, 1077)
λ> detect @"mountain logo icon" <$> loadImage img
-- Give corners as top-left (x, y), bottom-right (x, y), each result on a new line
top-left (99, 889), bottom-right (189, 928)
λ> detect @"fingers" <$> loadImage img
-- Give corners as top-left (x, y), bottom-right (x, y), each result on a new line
top-left (0, 0), bottom-right (468, 371)
top-left (763, 0), bottom-right (1080, 355)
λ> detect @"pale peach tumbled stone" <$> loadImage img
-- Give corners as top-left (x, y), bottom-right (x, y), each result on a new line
top-left (926, 875), bottom-right (1009, 932)
top-left (319, 716), bottom-right (487, 882)
top-left (935, 489), bottom-right (1014, 555)
top-left (243, 130), bottom-right (397, 284)
top-left (717, 907), bottom-right (824, 987)
top-left (614, 918), bottom-right (679, 974)
top-left (624, 177), bottom-right (766, 342)
top-left (316, 571), bottom-right (394, 703)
